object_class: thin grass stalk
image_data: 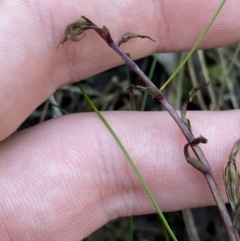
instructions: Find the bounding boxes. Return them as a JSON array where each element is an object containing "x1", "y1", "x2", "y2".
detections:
[
  {"x1": 141, "y1": 54, "x2": 158, "y2": 111},
  {"x1": 78, "y1": 83, "x2": 178, "y2": 241},
  {"x1": 160, "y1": 0, "x2": 226, "y2": 90}
]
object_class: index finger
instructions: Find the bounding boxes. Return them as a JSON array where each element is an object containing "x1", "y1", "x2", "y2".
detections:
[{"x1": 0, "y1": 0, "x2": 239, "y2": 140}]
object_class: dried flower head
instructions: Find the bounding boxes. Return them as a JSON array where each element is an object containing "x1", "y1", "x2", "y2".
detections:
[
  {"x1": 57, "y1": 17, "x2": 88, "y2": 48},
  {"x1": 223, "y1": 159, "x2": 240, "y2": 212},
  {"x1": 223, "y1": 139, "x2": 240, "y2": 214}
]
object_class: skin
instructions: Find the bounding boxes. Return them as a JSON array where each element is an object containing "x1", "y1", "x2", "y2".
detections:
[{"x1": 0, "y1": 0, "x2": 240, "y2": 240}]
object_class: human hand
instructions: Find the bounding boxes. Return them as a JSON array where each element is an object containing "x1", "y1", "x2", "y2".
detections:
[{"x1": 0, "y1": 0, "x2": 240, "y2": 240}]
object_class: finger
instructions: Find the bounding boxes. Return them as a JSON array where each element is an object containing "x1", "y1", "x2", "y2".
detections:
[
  {"x1": 0, "y1": 110, "x2": 239, "y2": 240},
  {"x1": 1, "y1": 0, "x2": 240, "y2": 140}
]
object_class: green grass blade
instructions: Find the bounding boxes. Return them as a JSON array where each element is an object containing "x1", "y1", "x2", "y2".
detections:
[
  {"x1": 129, "y1": 216, "x2": 134, "y2": 241},
  {"x1": 48, "y1": 101, "x2": 69, "y2": 115},
  {"x1": 78, "y1": 82, "x2": 178, "y2": 241},
  {"x1": 160, "y1": 0, "x2": 226, "y2": 90},
  {"x1": 125, "y1": 62, "x2": 137, "y2": 110},
  {"x1": 141, "y1": 54, "x2": 158, "y2": 111}
]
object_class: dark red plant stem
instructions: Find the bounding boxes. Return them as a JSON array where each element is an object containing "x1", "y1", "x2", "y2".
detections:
[
  {"x1": 80, "y1": 16, "x2": 239, "y2": 240},
  {"x1": 108, "y1": 42, "x2": 239, "y2": 241}
]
